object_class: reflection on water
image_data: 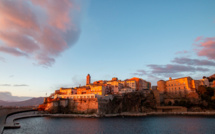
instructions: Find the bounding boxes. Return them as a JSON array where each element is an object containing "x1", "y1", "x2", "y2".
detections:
[{"x1": 4, "y1": 116, "x2": 215, "y2": 134}]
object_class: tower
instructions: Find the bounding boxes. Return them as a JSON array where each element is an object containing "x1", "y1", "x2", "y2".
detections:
[{"x1": 86, "y1": 74, "x2": 91, "y2": 85}]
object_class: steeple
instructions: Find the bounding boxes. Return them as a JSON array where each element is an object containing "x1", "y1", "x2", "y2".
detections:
[{"x1": 86, "y1": 74, "x2": 91, "y2": 85}]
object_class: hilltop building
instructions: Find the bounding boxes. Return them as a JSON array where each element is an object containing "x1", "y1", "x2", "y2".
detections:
[
  {"x1": 47, "y1": 74, "x2": 151, "y2": 101},
  {"x1": 39, "y1": 74, "x2": 151, "y2": 111},
  {"x1": 157, "y1": 76, "x2": 213, "y2": 96}
]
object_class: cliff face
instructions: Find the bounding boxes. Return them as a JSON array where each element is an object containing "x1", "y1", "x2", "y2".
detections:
[
  {"x1": 46, "y1": 98, "x2": 98, "y2": 114},
  {"x1": 44, "y1": 91, "x2": 157, "y2": 114},
  {"x1": 98, "y1": 92, "x2": 157, "y2": 114}
]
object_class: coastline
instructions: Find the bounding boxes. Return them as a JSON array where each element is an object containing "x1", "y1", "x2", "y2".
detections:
[
  {"x1": 15, "y1": 112, "x2": 215, "y2": 119},
  {"x1": 2, "y1": 111, "x2": 215, "y2": 133}
]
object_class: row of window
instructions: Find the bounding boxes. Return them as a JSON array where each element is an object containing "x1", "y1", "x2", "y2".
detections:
[
  {"x1": 167, "y1": 89, "x2": 187, "y2": 94},
  {"x1": 168, "y1": 86, "x2": 186, "y2": 90},
  {"x1": 167, "y1": 82, "x2": 186, "y2": 86},
  {"x1": 61, "y1": 96, "x2": 95, "y2": 99}
]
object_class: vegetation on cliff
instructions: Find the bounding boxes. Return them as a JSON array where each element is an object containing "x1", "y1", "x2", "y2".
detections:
[{"x1": 99, "y1": 91, "x2": 157, "y2": 114}]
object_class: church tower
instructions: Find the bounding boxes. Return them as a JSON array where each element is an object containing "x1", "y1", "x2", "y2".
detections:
[{"x1": 86, "y1": 74, "x2": 91, "y2": 85}]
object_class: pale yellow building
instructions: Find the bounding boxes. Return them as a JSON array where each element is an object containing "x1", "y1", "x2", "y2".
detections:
[
  {"x1": 157, "y1": 77, "x2": 196, "y2": 96},
  {"x1": 59, "y1": 88, "x2": 72, "y2": 95},
  {"x1": 90, "y1": 85, "x2": 105, "y2": 96}
]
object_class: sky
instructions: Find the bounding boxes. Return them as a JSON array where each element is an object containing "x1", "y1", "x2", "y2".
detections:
[{"x1": 0, "y1": 0, "x2": 215, "y2": 98}]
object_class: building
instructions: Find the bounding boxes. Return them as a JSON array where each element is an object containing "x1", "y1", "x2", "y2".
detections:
[
  {"x1": 90, "y1": 85, "x2": 105, "y2": 96},
  {"x1": 86, "y1": 74, "x2": 91, "y2": 85},
  {"x1": 127, "y1": 77, "x2": 151, "y2": 90},
  {"x1": 157, "y1": 77, "x2": 195, "y2": 96},
  {"x1": 118, "y1": 87, "x2": 134, "y2": 94},
  {"x1": 77, "y1": 86, "x2": 91, "y2": 94}
]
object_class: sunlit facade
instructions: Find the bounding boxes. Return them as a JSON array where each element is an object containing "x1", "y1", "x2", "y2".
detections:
[{"x1": 157, "y1": 77, "x2": 195, "y2": 95}]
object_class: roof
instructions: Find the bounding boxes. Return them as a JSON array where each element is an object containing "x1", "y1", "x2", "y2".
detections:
[{"x1": 167, "y1": 76, "x2": 192, "y2": 81}]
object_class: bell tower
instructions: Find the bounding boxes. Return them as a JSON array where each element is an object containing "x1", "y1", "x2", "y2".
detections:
[{"x1": 86, "y1": 74, "x2": 91, "y2": 85}]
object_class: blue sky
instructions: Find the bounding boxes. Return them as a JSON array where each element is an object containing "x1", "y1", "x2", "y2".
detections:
[{"x1": 0, "y1": 0, "x2": 215, "y2": 97}]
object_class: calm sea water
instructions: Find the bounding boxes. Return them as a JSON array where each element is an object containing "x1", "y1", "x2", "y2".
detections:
[{"x1": 4, "y1": 116, "x2": 215, "y2": 134}]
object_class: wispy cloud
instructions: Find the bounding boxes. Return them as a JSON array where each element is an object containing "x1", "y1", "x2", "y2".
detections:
[
  {"x1": 172, "y1": 57, "x2": 215, "y2": 66},
  {"x1": 0, "y1": 91, "x2": 32, "y2": 102},
  {"x1": 134, "y1": 36, "x2": 215, "y2": 84},
  {"x1": 9, "y1": 75, "x2": 14, "y2": 78},
  {"x1": 175, "y1": 50, "x2": 189, "y2": 55},
  {"x1": 13, "y1": 84, "x2": 29, "y2": 87},
  {"x1": 0, "y1": 0, "x2": 83, "y2": 66},
  {"x1": 0, "y1": 84, "x2": 11, "y2": 86},
  {"x1": 0, "y1": 56, "x2": 5, "y2": 62},
  {"x1": 0, "y1": 84, "x2": 28, "y2": 87},
  {"x1": 147, "y1": 64, "x2": 208, "y2": 75}
]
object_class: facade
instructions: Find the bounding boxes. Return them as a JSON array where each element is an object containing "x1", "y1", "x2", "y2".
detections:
[
  {"x1": 90, "y1": 85, "x2": 105, "y2": 95},
  {"x1": 125, "y1": 80, "x2": 136, "y2": 90},
  {"x1": 118, "y1": 87, "x2": 134, "y2": 94},
  {"x1": 54, "y1": 94, "x2": 95, "y2": 99},
  {"x1": 128, "y1": 77, "x2": 151, "y2": 90},
  {"x1": 157, "y1": 77, "x2": 195, "y2": 95},
  {"x1": 48, "y1": 74, "x2": 151, "y2": 100},
  {"x1": 77, "y1": 86, "x2": 91, "y2": 94}
]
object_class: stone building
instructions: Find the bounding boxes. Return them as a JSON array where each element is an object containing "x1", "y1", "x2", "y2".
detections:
[{"x1": 157, "y1": 77, "x2": 195, "y2": 96}]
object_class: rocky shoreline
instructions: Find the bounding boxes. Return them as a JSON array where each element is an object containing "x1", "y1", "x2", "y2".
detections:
[{"x1": 39, "y1": 112, "x2": 215, "y2": 118}]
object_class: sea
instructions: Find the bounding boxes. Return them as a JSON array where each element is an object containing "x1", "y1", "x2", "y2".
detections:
[{"x1": 3, "y1": 116, "x2": 215, "y2": 134}]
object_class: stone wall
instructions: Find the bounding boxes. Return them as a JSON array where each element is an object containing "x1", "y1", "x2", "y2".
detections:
[{"x1": 47, "y1": 98, "x2": 98, "y2": 114}]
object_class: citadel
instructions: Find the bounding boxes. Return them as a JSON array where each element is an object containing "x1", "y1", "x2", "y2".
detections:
[{"x1": 39, "y1": 74, "x2": 215, "y2": 114}]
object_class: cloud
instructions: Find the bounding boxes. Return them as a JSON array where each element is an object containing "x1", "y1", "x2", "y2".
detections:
[
  {"x1": 172, "y1": 57, "x2": 215, "y2": 66},
  {"x1": 0, "y1": 56, "x2": 5, "y2": 62},
  {"x1": 134, "y1": 64, "x2": 209, "y2": 79},
  {"x1": 0, "y1": 91, "x2": 32, "y2": 102},
  {"x1": 195, "y1": 36, "x2": 203, "y2": 42},
  {"x1": 0, "y1": 84, "x2": 11, "y2": 86},
  {"x1": 0, "y1": 84, "x2": 28, "y2": 87},
  {"x1": 133, "y1": 70, "x2": 147, "y2": 76},
  {"x1": 13, "y1": 84, "x2": 29, "y2": 87},
  {"x1": 147, "y1": 64, "x2": 208, "y2": 74},
  {"x1": 0, "y1": 0, "x2": 82, "y2": 66},
  {"x1": 0, "y1": 46, "x2": 28, "y2": 57},
  {"x1": 194, "y1": 37, "x2": 215, "y2": 60},
  {"x1": 9, "y1": 75, "x2": 14, "y2": 78},
  {"x1": 175, "y1": 50, "x2": 188, "y2": 55}
]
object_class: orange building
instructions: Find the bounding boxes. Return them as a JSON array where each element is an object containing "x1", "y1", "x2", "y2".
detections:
[
  {"x1": 77, "y1": 86, "x2": 91, "y2": 94},
  {"x1": 86, "y1": 74, "x2": 91, "y2": 85}
]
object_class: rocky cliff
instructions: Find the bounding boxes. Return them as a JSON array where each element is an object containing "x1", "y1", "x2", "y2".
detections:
[
  {"x1": 43, "y1": 91, "x2": 157, "y2": 114},
  {"x1": 98, "y1": 91, "x2": 157, "y2": 114},
  {"x1": 46, "y1": 98, "x2": 98, "y2": 114}
]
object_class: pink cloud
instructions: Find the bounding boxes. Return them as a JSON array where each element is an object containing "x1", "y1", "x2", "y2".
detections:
[
  {"x1": 195, "y1": 37, "x2": 215, "y2": 60},
  {"x1": 0, "y1": 0, "x2": 82, "y2": 66},
  {"x1": 195, "y1": 36, "x2": 203, "y2": 42},
  {"x1": 0, "y1": 46, "x2": 28, "y2": 57}
]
